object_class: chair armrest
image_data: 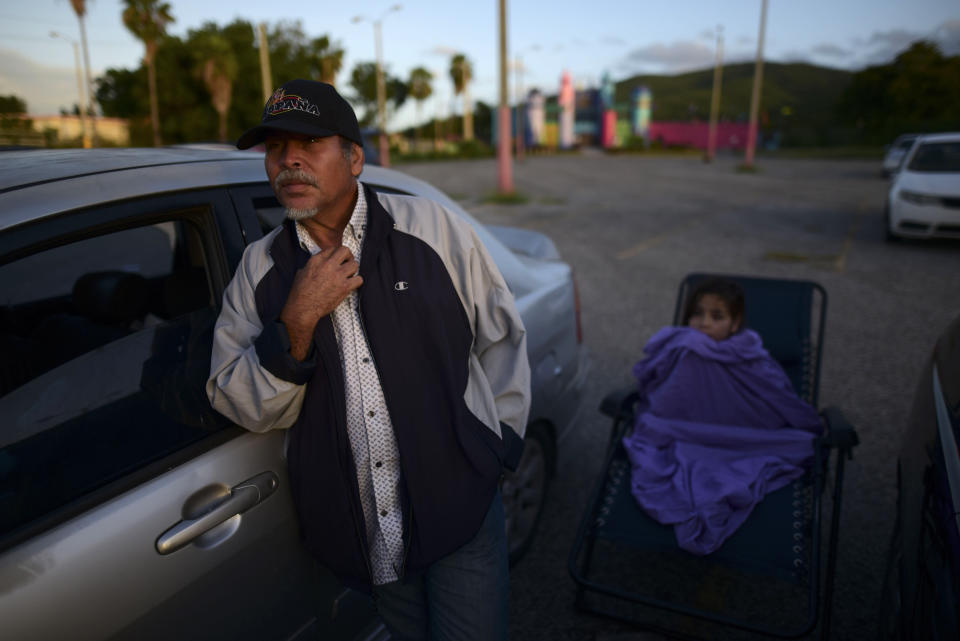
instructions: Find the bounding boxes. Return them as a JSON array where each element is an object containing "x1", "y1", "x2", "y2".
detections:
[
  {"x1": 819, "y1": 406, "x2": 860, "y2": 457},
  {"x1": 599, "y1": 386, "x2": 639, "y2": 421}
]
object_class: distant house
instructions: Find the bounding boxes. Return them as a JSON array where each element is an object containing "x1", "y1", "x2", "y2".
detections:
[{"x1": 1, "y1": 114, "x2": 130, "y2": 147}]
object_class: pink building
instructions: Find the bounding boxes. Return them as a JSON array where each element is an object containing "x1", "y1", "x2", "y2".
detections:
[{"x1": 647, "y1": 121, "x2": 749, "y2": 151}]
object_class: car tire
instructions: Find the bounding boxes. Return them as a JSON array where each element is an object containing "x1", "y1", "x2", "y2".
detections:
[{"x1": 502, "y1": 423, "x2": 553, "y2": 565}]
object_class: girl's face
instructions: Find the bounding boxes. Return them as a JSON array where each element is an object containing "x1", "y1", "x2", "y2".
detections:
[{"x1": 688, "y1": 294, "x2": 741, "y2": 341}]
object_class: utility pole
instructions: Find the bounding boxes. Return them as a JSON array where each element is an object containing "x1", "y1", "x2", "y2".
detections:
[
  {"x1": 354, "y1": 5, "x2": 402, "y2": 167},
  {"x1": 258, "y1": 23, "x2": 273, "y2": 102},
  {"x1": 515, "y1": 54, "x2": 524, "y2": 161},
  {"x1": 744, "y1": 0, "x2": 768, "y2": 169},
  {"x1": 374, "y1": 19, "x2": 390, "y2": 167},
  {"x1": 497, "y1": 0, "x2": 513, "y2": 193},
  {"x1": 71, "y1": 7, "x2": 97, "y2": 146},
  {"x1": 51, "y1": 31, "x2": 91, "y2": 148},
  {"x1": 706, "y1": 25, "x2": 724, "y2": 163}
]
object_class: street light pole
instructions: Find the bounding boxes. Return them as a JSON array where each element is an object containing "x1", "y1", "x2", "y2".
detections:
[
  {"x1": 373, "y1": 19, "x2": 389, "y2": 167},
  {"x1": 515, "y1": 54, "x2": 523, "y2": 161},
  {"x1": 51, "y1": 31, "x2": 91, "y2": 148},
  {"x1": 257, "y1": 23, "x2": 273, "y2": 103},
  {"x1": 706, "y1": 25, "x2": 724, "y2": 163},
  {"x1": 497, "y1": 0, "x2": 513, "y2": 193},
  {"x1": 744, "y1": 0, "x2": 768, "y2": 169},
  {"x1": 354, "y1": 5, "x2": 402, "y2": 168},
  {"x1": 71, "y1": 7, "x2": 97, "y2": 146}
]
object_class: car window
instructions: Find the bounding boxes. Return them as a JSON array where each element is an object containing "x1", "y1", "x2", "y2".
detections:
[
  {"x1": 907, "y1": 142, "x2": 960, "y2": 172},
  {"x1": 252, "y1": 194, "x2": 286, "y2": 235},
  {"x1": 0, "y1": 214, "x2": 232, "y2": 545},
  {"x1": 896, "y1": 138, "x2": 916, "y2": 152}
]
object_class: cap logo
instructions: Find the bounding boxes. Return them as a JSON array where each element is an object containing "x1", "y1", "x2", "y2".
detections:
[{"x1": 263, "y1": 87, "x2": 321, "y2": 119}]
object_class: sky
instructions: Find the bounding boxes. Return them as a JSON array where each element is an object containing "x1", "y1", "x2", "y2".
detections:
[{"x1": 2, "y1": 0, "x2": 959, "y2": 131}]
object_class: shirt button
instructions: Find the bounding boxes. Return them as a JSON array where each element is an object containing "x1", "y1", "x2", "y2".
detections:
[
  {"x1": 362, "y1": 357, "x2": 370, "y2": 363},
  {"x1": 375, "y1": 461, "x2": 383, "y2": 468},
  {"x1": 380, "y1": 510, "x2": 387, "y2": 517},
  {"x1": 367, "y1": 410, "x2": 375, "y2": 417}
]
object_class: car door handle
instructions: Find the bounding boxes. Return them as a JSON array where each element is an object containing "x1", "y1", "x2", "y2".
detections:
[{"x1": 156, "y1": 472, "x2": 279, "y2": 555}]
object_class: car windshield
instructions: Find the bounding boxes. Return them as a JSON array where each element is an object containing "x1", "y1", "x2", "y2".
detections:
[
  {"x1": 907, "y1": 142, "x2": 960, "y2": 172},
  {"x1": 895, "y1": 138, "x2": 916, "y2": 152}
]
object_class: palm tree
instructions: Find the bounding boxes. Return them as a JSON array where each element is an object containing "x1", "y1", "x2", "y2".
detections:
[
  {"x1": 68, "y1": 0, "x2": 96, "y2": 146},
  {"x1": 449, "y1": 53, "x2": 474, "y2": 141},
  {"x1": 122, "y1": 0, "x2": 174, "y2": 147},
  {"x1": 310, "y1": 36, "x2": 345, "y2": 85},
  {"x1": 408, "y1": 67, "x2": 433, "y2": 143},
  {"x1": 194, "y1": 33, "x2": 237, "y2": 143}
]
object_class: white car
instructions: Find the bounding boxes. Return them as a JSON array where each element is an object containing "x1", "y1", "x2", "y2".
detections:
[
  {"x1": 0, "y1": 147, "x2": 587, "y2": 641},
  {"x1": 886, "y1": 132, "x2": 960, "y2": 240},
  {"x1": 881, "y1": 133, "x2": 920, "y2": 178}
]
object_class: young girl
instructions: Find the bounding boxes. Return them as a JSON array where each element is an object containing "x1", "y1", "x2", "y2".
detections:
[
  {"x1": 623, "y1": 277, "x2": 822, "y2": 555},
  {"x1": 683, "y1": 277, "x2": 744, "y2": 342}
]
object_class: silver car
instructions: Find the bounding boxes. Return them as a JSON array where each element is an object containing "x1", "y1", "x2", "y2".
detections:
[
  {"x1": 885, "y1": 132, "x2": 960, "y2": 240},
  {"x1": 881, "y1": 133, "x2": 920, "y2": 178},
  {"x1": 0, "y1": 148, "x2": 587, "y2": 641}
]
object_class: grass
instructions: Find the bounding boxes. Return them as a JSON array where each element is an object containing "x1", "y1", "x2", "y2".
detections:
[
  {"x1": 538, "y1": 195, "x2": 566, "y2": 205},
  {"x1": 759, "y1": 146, "x2": 885, "y2": 160},
  {"x1": 482, "y1": 191, "x2": 530, "y2": 205}
]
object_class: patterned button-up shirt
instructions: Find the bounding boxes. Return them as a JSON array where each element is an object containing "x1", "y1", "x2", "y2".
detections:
[{"x1": 295, "y1": 184, "x2": 404, "y2": 585}]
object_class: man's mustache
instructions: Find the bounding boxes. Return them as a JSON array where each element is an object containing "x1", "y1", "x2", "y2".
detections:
[{"x1": 274, "y1": 169, "x2": 319, "y2": 189}]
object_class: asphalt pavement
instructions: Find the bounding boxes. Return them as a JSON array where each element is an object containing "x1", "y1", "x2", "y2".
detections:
[{"x1": 397, "y1": 151, "x2": 960, "y2": 641}]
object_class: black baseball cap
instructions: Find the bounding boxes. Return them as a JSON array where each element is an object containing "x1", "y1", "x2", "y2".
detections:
[{"x1": 236, "y1": 79, "x2": 362, "y2": 149}]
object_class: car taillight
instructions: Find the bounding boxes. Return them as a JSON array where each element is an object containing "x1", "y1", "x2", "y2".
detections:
[{"x1": 573, "y1": 272, "x2": 583, "y2": 344}]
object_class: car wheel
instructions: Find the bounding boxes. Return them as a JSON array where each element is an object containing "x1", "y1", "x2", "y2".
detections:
[{"x1": 502, "y1": 424, "x2": 553, "y2": 564}]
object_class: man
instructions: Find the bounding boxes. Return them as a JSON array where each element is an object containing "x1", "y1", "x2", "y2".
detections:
[{"x1": 206, "y1": 79, "x2": 530, "y2": 641}]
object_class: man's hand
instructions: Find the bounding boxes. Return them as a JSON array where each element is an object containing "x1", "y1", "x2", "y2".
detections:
[{"x1": 280, "y1": 246, "x2": 362, "y2": 360}]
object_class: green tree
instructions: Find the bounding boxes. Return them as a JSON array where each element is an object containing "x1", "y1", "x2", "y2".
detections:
[
  {"x1": 95, "y1": 19, "x2": 346, "y2": 145},
  {"x1": 267, "y1": 21, "x2": 345, "y2": 86},
  {"x1": 122, "y1": 0, "x2": 174, "y2": 147},
  {"x1": 449, "y1": 53, "x2": 474, "y2": 140},
  {"x1": 191, "y1": 26, "x2": 238, "y2": 142},
  {"x1": 0, "y1": 94, "x2": 31, "y2": 135},
  {"x1": 408, "y1": 67, "x2": 433, "y2": 141},
  {"x1": 349, "y1": 62, "x2": 408, "y2": 128},
  {"x1": 0, "y1": 95, "x2": 27, "y2": 114},
  {"x1": 838, "y1": 41, "x2": 960, "y2": 143}
]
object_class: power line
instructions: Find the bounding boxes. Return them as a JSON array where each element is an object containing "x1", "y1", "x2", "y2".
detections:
[{"x1": 0, "y1": 13, "x2": 74, "y2": 28}]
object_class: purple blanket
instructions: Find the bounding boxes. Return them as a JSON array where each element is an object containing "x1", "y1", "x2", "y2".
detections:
[{"x1": 622, "y1": 326, "x2": 822, "y2": 555}]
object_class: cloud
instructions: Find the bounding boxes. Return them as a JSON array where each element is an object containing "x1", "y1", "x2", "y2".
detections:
[
  {"x1": 780, "y1": 50, "x2": 813, "y2": 64},
  {"x1": 811, "y1": 43, "x2": 853, "y2": 58},
  {"x1": 933, "y1": 19, "x2": 960, "y2": 54},
  {"x1": 599, "y1": 35, "x2": 626, "y2": 47},
  {"x1": 426, "y1": 45, "x2": 459, "y2": 57},
  {"x1": 618, "y1": 40, "x2": 715, "y2": 73},
  {"x1": 856, "y1": 20, "x2": 960, "y2": 66},
  {"x1": 865, "y1": 28, "x2": 918, "y2": 56},
  {"x1": 0, "y1": 48, "x2": 81, "y2": 115}
]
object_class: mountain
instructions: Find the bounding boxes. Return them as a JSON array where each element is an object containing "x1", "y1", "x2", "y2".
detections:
[{"x1": 613, "y1": 62, "x2": 855, "y2": 146}]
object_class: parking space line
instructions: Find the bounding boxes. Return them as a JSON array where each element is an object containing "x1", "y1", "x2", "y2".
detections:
[
  {"x1": 833, "y1": 200, "x2": 869, "y2": 273},
  {"x1": 617, "y1": 217, "x2": 705, "y2": 260}
]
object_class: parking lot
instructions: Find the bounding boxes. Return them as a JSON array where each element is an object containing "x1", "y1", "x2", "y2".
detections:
[{"x1": 398, "y1": 152, "x2": 960, "y2": 640}]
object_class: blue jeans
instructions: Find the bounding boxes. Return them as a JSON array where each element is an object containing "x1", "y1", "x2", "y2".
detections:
[{"x1": 372, "y1": 491, "x2": 509, "y2": 641}]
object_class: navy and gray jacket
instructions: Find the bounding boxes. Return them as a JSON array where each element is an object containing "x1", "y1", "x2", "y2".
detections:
[{"x1": 207, "y1": 184, "x2": 530, "y2": 589}]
